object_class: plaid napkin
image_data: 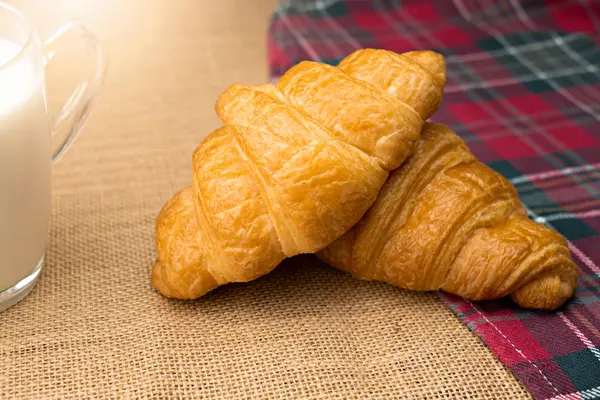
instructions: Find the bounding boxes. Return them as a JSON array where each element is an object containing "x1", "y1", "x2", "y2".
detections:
[{"x1": 268, "y1": 1, "x2": 600, "y2": 399}]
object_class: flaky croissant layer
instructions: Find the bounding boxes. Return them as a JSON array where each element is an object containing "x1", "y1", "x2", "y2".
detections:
[
  {"x1": 318, "y1": 123, "x2": 578, "y2": 310},
  {"x1": 153, "y1": 49, "x2": 446, "y2": 299}
]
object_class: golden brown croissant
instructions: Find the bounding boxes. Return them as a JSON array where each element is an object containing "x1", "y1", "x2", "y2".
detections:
[
  {"x1": 152, "y1": 49, "x2": 446, "y2": 299},
  {"x1": 318, "y1": 123, "x2": 578, "y2": 310}
]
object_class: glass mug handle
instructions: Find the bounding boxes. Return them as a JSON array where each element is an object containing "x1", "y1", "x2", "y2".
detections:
[{"x1": 42, "y1": 21, "x2": 107, "y2": 163}]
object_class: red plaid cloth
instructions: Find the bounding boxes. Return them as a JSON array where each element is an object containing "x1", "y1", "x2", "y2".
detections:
[{"x1": 268, "y1": 1, "x2": 600, "y2": 399}]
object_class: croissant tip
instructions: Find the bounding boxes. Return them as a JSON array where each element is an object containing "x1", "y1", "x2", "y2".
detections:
[
  {"x1": 510, "y1": 273, "x2": 577, "y2": 311},
  {"x1": 152, "y1": 262, "x2": 174, "y2": 298},
  {"x1": 403, "y1": 50, "x2": 446, "y2": 83}
]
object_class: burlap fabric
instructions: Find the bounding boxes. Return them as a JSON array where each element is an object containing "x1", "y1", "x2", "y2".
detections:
[{"x1": 0, "y1": 0, "x2": 529, "y2": 398}]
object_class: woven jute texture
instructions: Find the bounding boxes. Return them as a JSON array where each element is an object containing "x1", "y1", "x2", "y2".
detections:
[{"x1": 0, "y1": 0, "x2": 530, "y2": 398}]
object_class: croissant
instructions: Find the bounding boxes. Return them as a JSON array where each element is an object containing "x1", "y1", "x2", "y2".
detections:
[
  {"x1": 318, "y1": 123, "x2": 578, "y2": 310},
  {"x1": 152, "y1": 49, "x2": 446, "y2": 299}
]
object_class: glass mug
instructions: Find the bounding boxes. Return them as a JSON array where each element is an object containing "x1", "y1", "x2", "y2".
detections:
[{"x1": 0, "y1": 3, "x2": 106, "y2": 311}]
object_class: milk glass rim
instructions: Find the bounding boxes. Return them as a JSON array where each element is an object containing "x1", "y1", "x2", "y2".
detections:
[{"x1": 0, "y1": 2, "x2": 36, "y2": 71}]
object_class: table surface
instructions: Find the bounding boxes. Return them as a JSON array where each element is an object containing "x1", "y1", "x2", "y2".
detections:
[{"x1": 1, "y1": 1, "x2": 530, "y2": 398}]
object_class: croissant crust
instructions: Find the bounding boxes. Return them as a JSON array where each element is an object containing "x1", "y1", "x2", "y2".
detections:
[
  {"x1": 318, "y1": 123, "x2": 578, "y2": 310},
  {"x1": 153, "y1": 50, "x2": 446, "y2": 299}
]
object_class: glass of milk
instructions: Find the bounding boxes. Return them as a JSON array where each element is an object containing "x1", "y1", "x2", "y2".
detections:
[{"x1": 0, "y1": 3, "x2": 106, "y2": 311}]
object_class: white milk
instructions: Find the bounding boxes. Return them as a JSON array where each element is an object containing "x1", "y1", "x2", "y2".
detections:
[{"x1": 0, "y1": 39, "x2": 51, "y2": 292}]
